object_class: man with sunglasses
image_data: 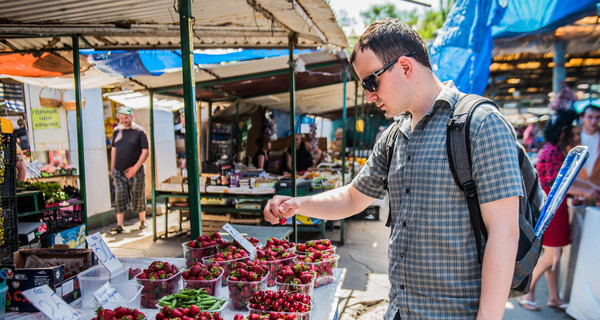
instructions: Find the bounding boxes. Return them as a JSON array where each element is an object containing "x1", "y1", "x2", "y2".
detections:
[{"x1": 264, "y1": 18, "x2": 521, "y2": 319}]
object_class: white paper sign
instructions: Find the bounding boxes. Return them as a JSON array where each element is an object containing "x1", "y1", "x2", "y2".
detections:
[
  {"x1": 22, "y1": 285, "x2": 81, "y2": 320},
  {"x1": 94, "y1": 283, "x2": 125, "y2": 307},
  {"x1": 85, "y1": 232, "x2": 123, "y2": 274},
  {"x1": 222, "y1": 223, "x2": 257, "y2": 259}
]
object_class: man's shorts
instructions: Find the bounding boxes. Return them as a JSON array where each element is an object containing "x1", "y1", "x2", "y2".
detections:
[{"x1": 113, "y1": 167, "x2": 145, "y2": 213}]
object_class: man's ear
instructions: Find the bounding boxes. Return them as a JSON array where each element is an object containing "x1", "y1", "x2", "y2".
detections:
[{"x1": 399, "y1": 56, "x2": 413, "y2": 77}]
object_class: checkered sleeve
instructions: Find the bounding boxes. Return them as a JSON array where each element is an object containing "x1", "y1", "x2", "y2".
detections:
[
  {"x1": 470, "y1": 105, "x2": 523, "y2": 203},
  {"x1": 351, "y1": 125, "x2": 393, "y2": 199}
]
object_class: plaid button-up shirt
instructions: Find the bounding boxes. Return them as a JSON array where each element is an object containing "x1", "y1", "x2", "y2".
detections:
[{"x1": 352, "y1": 82, "x2": 523, "y2": 319}]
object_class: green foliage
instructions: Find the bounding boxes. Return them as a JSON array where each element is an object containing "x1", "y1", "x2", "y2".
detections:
[
  {"x1": 22, "y1": 181, "x2": 69, "y2": 204},
  {"x1": 358, "y1": 0, "x2": 456, "y2": 40}
]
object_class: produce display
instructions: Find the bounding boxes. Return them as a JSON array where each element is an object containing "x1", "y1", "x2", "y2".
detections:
[
  {"x1": 129, "y1": 266, "x2": 143, "y2": 280},
  {"x1": 234, "y1": 313, "x2": 301, "y2": 320},
  {"x1": 275, "y1": 264, "x2": 316, "y2": 296},
  {"x1": 157, "y1": 288, "x2": 226, "y2": 311},
  {"x1": 217, "y1": 236, "x2": 261, "y2": 251},
  {"x1": 295, "y1": 239, "x2": 335, "y2": 255},
  {"x1": 227, "y1": 261, "x2": 269, "y2": 310},
  {"x1": 203, "y1": 250, "x2": 251, "y2": 286},
  {"x1": 255, "y1": 246, "x2": 296, "y2": 287},
  {"x1": 295, "y1": 252, "x2": 339, "y2": 287},
  {"x1": 246, "y1": 290, "x2": 312, "y2": 320},
  {"x1": 136, "y1": 261, "x2": 182, "y2": 308},
  {"x1": 92, "y1": 307, "x2": 146, "y2": 320},
  {"x1": 183, "y1": 232, "x2": 221, "y2": 267},
  {"x1": 156, "y1": 306, "x2": 223, "y2": 320},
  {"x1": 182, "y1": 262, "x2": 224, "y2": 295}
]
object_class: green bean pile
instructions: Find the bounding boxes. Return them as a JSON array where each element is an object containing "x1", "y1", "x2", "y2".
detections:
[{"x1": 157, "y1": 288, "x2": 227, "y2": 310}]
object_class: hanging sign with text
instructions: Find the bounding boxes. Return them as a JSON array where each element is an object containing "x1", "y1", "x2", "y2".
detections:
[{"x1": 32, "y1": 108, "x2": 60, "y2": 130}]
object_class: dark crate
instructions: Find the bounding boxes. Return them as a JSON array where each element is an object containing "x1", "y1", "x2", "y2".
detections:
[
  {"x1": 0, "y1": 133, "x2": 16, "y2": 167},
  {"x1": 1, "y1": 163, "x2": 16, "y2": 198},
  {"x1": 1, "y1": 196, "x2": 17, "y2": 230},
  {"x1": 0, "y1": 226, "x2": 18, "y2": 264},
  {"x1": 44, "y1": 207, "x2": 84, "y2": 235}
]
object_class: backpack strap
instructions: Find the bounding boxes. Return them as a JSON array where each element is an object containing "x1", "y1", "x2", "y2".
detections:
[
  {"x1": 384, "y1": 122, "x2": 400, "y2": 227},
  {"x1": 446, "y1": 93, "x2": 498, "y2": 264}
]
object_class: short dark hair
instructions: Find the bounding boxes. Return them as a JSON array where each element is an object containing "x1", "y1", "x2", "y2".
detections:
[
  {"x1": 349, "y1": 18, "x2": 431, "y2": 70},
  {"x1": 582, "y1": 104, "x2": 600, "y2": 117},
  {"x1": 544, "y1": 109, "x2": 579, "y2": 147}
]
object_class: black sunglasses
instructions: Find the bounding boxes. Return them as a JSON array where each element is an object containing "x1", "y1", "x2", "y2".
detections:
[{"x1": 360, "y1": 52, "x2": 416, "y2": 92}]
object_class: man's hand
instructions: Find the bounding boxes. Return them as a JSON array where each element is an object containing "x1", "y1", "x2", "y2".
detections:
[
  {"x1": 264, "y1": 195, "x2": 302, "y2": 224},
  {"x1": 125, "y1": 166, "x2": 139, "y2": 179}
]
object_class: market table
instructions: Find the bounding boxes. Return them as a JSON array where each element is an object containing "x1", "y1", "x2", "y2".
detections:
[{"x1": 5, "y1": 257, "x2": 346, "y2": 320}]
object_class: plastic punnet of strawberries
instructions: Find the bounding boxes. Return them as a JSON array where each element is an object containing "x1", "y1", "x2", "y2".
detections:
[
  {"x1": 182, "y1": 262, "x2": 224, "y2": 295},
  {"x1": 156, "y1": 305, "x2": 223, "y2": 320},
  {"x1": 255, "y1": 248, "x2": 296, "y2": 287},
  {"x1": 183, "y1": 232, "x2": 221, "y2": 267},
  {"x1": 294, "y1": 251, "x2": 338, "y2": 288},
  {"x1": 234, "y1": 313, "x2": 300, "y2": 320},
  {"x1": 203, "y1": 249, "x2": 251, "y2": 286},
  {"x1": 227, "y1": 260, "x2": 269, "y2": 310},
  {"x1": 217, "y1": 236, "x2": 261, "y2": 251},
  {"x1": 295, "y1": 239, "x2": 335, "y2": 255},
  {"x1": 246, "y1": 290, "x2": 312, "y2": 320},
  {"x1": 264, "y1": 237, "x2": 295, "y2": 251},
  {"x1": 135, "y1": 260, "x2": 182, "y2": 308},
  {"x1": 275, "y1": 263, "x2": 316, "y2": 296},
  {"x1": 128, "y1": 266, "x2": 142, "y2": 280},
  {"x1": 92, "y1": 307, "x2": 145, "y2": 320}
]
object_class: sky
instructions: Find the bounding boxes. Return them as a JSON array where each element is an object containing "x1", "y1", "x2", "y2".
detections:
[{"x1": 327, "y1": 0, "x2": 437, "y2": 36}]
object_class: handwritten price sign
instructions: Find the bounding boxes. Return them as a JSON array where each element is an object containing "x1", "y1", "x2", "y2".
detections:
[
  {"x1": 94, "y1": 283, "x2": 125, "y2": 307},
  {"x1": 22, "y1": 285, "x2": 81, "y2": 320},
  {"x1": 85, "y1": 232, "x2": 123, "y2": 274},
  {"x1": 222, "y1": 223, "x2": 257, "y2": 259}
]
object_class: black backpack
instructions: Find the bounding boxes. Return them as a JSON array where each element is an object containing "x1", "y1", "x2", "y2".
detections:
[{"x1": 383, "y1": 93, "x2": 544, "y2": 298}]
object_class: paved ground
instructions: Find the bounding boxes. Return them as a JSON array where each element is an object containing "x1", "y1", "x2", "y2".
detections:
[{"x1": 93, "y1": 211, "x2": 574, "y2": 319}]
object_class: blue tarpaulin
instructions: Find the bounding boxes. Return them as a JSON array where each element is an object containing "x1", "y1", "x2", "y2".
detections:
[
  {"x1": 430, "y1": 0, "x2": 598, "y2": 95},
  {"x1": 83, "y1": 49, "x2": 315, "y2": 77}
]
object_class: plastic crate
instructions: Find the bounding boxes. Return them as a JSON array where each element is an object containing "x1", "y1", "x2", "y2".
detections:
[
  {"x1": 0, "y1": 226, "x2": 18, "y2": 264},
  {"x1": 0, "y1": 164, "x2": 16, "y2": 198},
  {"x1": 0, "y1": 133, "x2": 16, "y2": 167},
  {"x1": 43, "y1": 207, "x2": 84, "y2": 235},
  {"x1": 1, "y1": 196, "x2": 17, "y2": 230}
]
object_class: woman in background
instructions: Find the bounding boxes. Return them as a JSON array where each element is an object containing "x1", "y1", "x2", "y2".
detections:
[
  {"x1": 520, "y1": 109, "x2": 592, "y2": 311},
  {"x1": 252, "y1": 135, "x2": 271, "y2": 170}
]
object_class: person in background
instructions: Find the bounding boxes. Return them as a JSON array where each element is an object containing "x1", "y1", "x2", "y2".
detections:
[
  {"x1": 574, "y1": 104, "x2": 600, "y2": 194},
  {"x1": 285, "y1": 133, "x2": 314, "y2": 173},
  {"x1": 16, "y1": 143, "x2": 26, "y2": 181},
  {"x1": 520, "y1": 109, "x2": 592, "y2": 311},
  {"x1": 110, "y1": 106, "x2": 149, "y2": 233},
  {"x1": 15, "y1": 118, "x2": 29, "y2": 151},
  {"x1": 266, "y1": 18, "x2": 522, "y2": 319},
  {"x1": 252, "y1": 135, "x2": 271, "y2": 170}
]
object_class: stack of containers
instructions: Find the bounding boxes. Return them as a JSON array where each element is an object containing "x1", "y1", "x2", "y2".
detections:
[{"x1": 0, "y1": 131, "x2": 17, "y2": 264}]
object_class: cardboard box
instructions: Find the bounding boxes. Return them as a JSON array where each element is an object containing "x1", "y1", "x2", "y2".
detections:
[
  {"x1": 1, "y1": 264, "x2": 65, "y2": 312},
  {"x1": 14, "y1": 246, "x2": 95, "y2": 280},
  {"x1": 2, "y1": 246, "x2": 95, "y2": 312},
  {"x1": 48, "y1": 223, "x2": 86, "y2": 248},
  {"x1": 159, "y1": 176, "x2": 184, "y2": 192}
]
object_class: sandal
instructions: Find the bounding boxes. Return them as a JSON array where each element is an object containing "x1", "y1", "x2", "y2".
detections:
[
  {"x1": 518, "y1": 299, "x2": 541, "y2": 311},
  {"x1": 111, "y1": 225, "x2": 124, "y2": 233},
  {"x1": 548, "y1": 303, "x2": 568, "y2": 311}
]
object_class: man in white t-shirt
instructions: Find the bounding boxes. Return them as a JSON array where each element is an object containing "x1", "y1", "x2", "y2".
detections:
[{"x1": 579, "y1": 104, "x2": 600, "y2": 185}]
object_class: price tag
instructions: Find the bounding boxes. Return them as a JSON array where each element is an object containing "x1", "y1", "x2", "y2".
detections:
[
  {"x1": 222, "y1": 223, "x2": 257, "y2": 259},
  {"x1": 22, "y1": 285, "x2": 81, "y2": 320},
  {"x1": 94, "y1": 283, "x2": 125, "y2": 307},
  {"x1": 85, "y1": 232, "x2": 123, "y2": 274}
]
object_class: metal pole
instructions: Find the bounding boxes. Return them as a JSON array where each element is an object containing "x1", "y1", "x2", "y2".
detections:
[
  {"x1": 289, "y1": 33, "x2": 297, "y2": 242},
  {"x1": 179, "y1": 0, "x2": 202, "y2": 238},
  {"x1": 150, "y1": 91, "x2": 157, "y2": 241},
  {"x1": 553, "y1": 40, "x2": 566, "y2": 95},
  {"x1": 72, "y1": 36, "x2": 88, "y2": 235},
  {"x1": 352, "y1": 80, "x2": 358, "y2": 180},
  {"x1": 341, "y1": 67, "x2": 347, "y2": 186}
]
